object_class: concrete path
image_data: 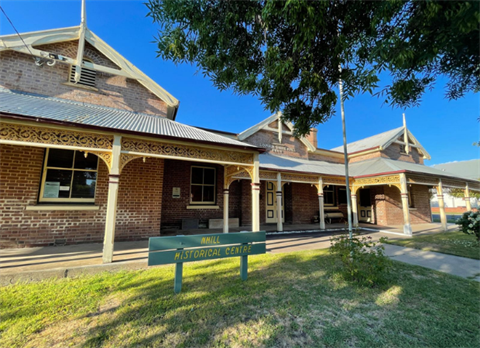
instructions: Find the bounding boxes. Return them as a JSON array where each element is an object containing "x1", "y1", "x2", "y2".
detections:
[
  {"x1": 383, "y1": 244, "x2": 480, "y2": 281},
  {"x1": 2, "y1": 227, "x2": 478, "y2": 284}
]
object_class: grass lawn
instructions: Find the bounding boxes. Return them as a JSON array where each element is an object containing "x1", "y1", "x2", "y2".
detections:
[
  {"x1": 1, "y1": 249, "x2": 479, "y2": 348},
  {"x1": 385, "y1": 231, "x2": 480, "y2": 260}
]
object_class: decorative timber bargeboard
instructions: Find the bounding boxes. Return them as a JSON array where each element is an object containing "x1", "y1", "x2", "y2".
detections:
[{"x1": 148, "y1": 231, "x2": 266, "y2": 294}]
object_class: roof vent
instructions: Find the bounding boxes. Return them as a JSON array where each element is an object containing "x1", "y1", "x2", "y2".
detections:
[{"x1": 69, "y1": 58, "x2": 96, "y2": 88}]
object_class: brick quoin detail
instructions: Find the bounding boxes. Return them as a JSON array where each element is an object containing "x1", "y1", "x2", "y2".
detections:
[
  {"x1": 0, "y1": 144, "x2": 164, "y2": 248},
  {"x1": 0, "y1": 41, "x2": 168, "y2": 116}
]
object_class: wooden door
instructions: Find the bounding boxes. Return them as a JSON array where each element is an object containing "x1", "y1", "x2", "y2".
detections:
[{"x1": 265, "y1": 181, "x2": 284, "y2": 223}]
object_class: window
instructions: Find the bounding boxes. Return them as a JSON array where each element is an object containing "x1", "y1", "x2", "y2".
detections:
[
  {"x1": 400, "y1": 144, "x2": 407, "y2": 154},
  {"x1": 338, "y1": 188, "x2": 348, "y2": 205},
  {"x1": 190, "y1": 166, "x2": 216, "y2": 204},
  {"x1": 69, "y1": 58, "x2": 96, "y2": 88},
  {"x1": 324, "y1": 186, "x2": 336, "y2": 206},
  {"x1": 40, "y1": 149, "x2": 98, "y2": 203}
]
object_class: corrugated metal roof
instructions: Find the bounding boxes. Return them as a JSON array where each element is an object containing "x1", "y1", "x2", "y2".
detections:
[
  {"x1": 260, "y1": 153, "x2": 346, "y2": 176},
  {"x1": 431, "y1": 160, "x2": 480, "y2": 180},
  {"x1": 260, "y1": 154, "x2": 477, "y2": 183},
  {"x1": 331, "y1": 127, "x2": 404, "y2": 153},
  {"x1": 350, "y1": 157, "x2": 475, "y2": 182},
  {"x1": 0, "y1": 88, "x2": 257, "y2": 149}
]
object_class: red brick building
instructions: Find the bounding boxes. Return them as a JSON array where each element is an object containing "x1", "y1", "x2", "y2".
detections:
[{"x1": 1, "y1": 12, "x2": 478, "y2": 263}]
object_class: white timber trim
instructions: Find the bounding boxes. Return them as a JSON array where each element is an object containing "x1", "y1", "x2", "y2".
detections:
[
  {"x1": 25, "y1": 205, "x2": 100, "y2": 211},
  {"x1": 186, "y1": 205, "x2": 220, "y2": 210},
  {"x1": 0, "y1": 25, "x2": 180, "y2": 118},
  {"x1": 237, "y1": 112, "x2": 316, "y2": 152}
]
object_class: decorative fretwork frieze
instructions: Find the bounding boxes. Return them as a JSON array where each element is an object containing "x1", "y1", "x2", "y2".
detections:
[
  {"x1": 281, "y1": 173, "x2": 318, "y2": 183},
  {"x1": 406, "y1": 175, "x2": 439, "y2": 187},
  {"x1": 259, "y1": 171, "x2": 278, "y2": 180},
  {"x1": 120, "y1": 153, "x2": 143, "y2": 173},
  {"x1": 352, "y1": 175, "x2": 402, "y2": 194},
  {"x1": 323, "y1": 177, "x2": 346, "y2": 186},
  {"x1": 354, "y1": 175, "x2": 401, "y2": 187},
  {"x1": 441, "y1": 179, "x2": 471, "y2": 190},
  {"x1": 469, "y1": 181, "x2": 480, "y2": 192},
  {"x1": 0, "y1": 123, "x2": 113, "y2": 149},
  {"x1": 121, "y1": 138, "x2": 253, "y2": 165},
  {"x1": 88, "y1": 151, "x2": 113, "y2": 171}
]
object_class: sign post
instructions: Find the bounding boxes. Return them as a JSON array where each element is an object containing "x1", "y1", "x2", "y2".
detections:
[
  {"x1": 148, "y1": 231, "x2": 266, "y2": 293},
  {"x1": 174, "y1": 247, "x2": 183, "y2": 294}
]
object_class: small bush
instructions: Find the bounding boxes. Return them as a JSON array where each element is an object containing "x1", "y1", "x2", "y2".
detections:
[
  {"x1": 329, "y1": 234, "x2": 392, "y2": 287},
  {"x1": 456, "y1": 211, "x2": 480, "y2": 241}
]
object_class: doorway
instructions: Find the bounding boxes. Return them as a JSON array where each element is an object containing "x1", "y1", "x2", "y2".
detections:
[
  {"x1": 358, "y1": 188, "x2": 372, "y2": 222},
  {"x1": 265, "y1": 181, "x2": 284, "y2": 223}
]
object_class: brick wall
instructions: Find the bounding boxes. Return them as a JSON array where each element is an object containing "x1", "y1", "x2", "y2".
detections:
[
  {"x1": 381, "y1": 144, "x2": 424, "y2": 164},
  {"x1": 160, "y1": 159, "x2": 244, "y2": 230},
  {"x1": 0, "y1": 41, "x2": 168, "y2": 116},
  {"x1": 290, "y1": 183, "x2": 318, "y2": 224},
  {"x1": 308, "y1": 152, "x2": 344, "y2": 163},
  {"x1": 0, "y1": 144, "x2": 164, "y2": 247},
  {"x1": 348, "y1": 151, "x2": 382, "y2": 163},
  {"x1": 116, "y1": 157, "x2": 164, "y2": 239},
  {"x1": 371, "y1": 185, "x2": 431, "y2": 226},
  {"x1": 347, "y1": 145, "x2": 424, "y2": 164},
  {"x1": 240, "y1": 179, "x2": 266, "y2": 226},
  {"x1": 244, "y1": 130, "x2": 309, "y2": 158}
]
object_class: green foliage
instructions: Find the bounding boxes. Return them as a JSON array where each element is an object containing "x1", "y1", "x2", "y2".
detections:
[
  {"x1": 447, "y1": 180, "x2": 480, "y2": 199},
  {"x1": 329, "y1": 234, "x2": 392, "y2": 287},
  {"x1": 146, "y1": 0, "x2": 378, "y2": 135},
  {"x1": 456, "y1": 211, "x2": 480, "y2": 241},
  {"x1": 146, "y1": 0, "x2": 479, "y2": 136},
  {"x1": 368, "y1": 1, "x2": 480, "y2": 107}
]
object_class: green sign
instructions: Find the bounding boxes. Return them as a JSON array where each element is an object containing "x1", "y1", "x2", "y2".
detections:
[{"x1": 148, "y1": 231, "x2": 266, "y2": 294}]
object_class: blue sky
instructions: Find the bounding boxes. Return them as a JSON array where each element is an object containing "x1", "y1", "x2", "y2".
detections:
[{"x1": 1, "y1": 0, "x2": 478, "y2": 165}]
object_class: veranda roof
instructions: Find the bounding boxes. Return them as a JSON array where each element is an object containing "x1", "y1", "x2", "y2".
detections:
[
  {"x1": 431, "y1": 159, "x2": 480, "y2": 181},
  {"x1": 259, "y1": 153, "x2": 346, "y2": 177},
  {"x1": 260, "y1": 153, "x2": 478, "y2": 185},
  {"x1": 0, "y1": 88, "x2": 258, "y2": 149},
  {"x1": 350, "y1": 157, "x2": 475, "y2": 182}
]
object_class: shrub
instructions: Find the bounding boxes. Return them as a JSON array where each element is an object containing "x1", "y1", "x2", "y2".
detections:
[
  {"x1": 329, "y1": 234, "x2": 392, "y2": 287},
  {"x1": 456, "y1": 211, "x2": 480, "y2": 241}
]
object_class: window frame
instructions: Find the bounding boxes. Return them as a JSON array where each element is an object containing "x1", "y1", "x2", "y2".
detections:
[
  {"x1": 39, "y1": 148, "x2": 99, "y2": 203},
  {"x1": 324, "y1": 185, "x2": 336, "y2": 206},
  {"x1": 190, "y1": 166, "x2": 216, "y2": 205},
  {"x1": 338, "y1": 187, "x2": 348, "y2": 205}
]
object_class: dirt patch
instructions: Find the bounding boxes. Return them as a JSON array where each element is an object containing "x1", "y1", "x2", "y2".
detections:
[{"x1": 24, "y1": 294, "x2": 124, "y2": 348}]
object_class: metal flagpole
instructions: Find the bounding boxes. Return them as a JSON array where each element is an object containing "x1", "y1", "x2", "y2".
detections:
[{"x1": 338, "y1": 66, "x2": 353, "y2": 240}]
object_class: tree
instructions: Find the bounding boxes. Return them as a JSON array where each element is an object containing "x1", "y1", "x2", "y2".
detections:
[
  {"x1": 146, "y1": 0, "x2": 479, "y2": 136},
  {"x1": 448, "y1": 183, "x2": 480, "y2": 200}
]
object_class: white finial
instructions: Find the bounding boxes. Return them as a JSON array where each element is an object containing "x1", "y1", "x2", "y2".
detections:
[
  {"x1": 74, "y1": 0, "x2": 87, "y2": 83},
  {"x1": 81, "y1": 0, "x2": 87, "y2": 27},
  {"x1": 403, "y1": 113, "x2": 409, "y2": 154}
]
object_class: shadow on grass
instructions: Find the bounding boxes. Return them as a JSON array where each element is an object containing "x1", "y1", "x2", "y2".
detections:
[{"x1": 2, "y1": 250, "x2": 479, "y2": 348}]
